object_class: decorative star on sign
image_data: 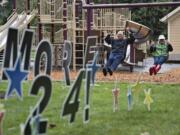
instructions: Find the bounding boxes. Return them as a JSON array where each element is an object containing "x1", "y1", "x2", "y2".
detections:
[
  {"x1": 4, "y1": 57, "x2": 29, "y2": 100},
  {"x1": 86, "y1": 51, "x2": 101, "y2": 85},
  {"x1": 127, "y1": 86, "x2": 133, "y2": 111},
  {"x1": 144, "y1": 89, "x2": 153, "y2": 111}
]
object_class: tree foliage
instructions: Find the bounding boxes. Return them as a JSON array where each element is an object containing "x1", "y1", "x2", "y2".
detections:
[
  {"x1": 0, "y1": 0, "x2": 31, "y2": 25},
  {"x1": 94, "y1": 0, "x2": 175, "y2": 39},
  {"x1": 130, "y1": 0, "x2": 173, "y2": 40},
  {"x1": 0, "y1": 0, "x2": 13, "y2": 24}
]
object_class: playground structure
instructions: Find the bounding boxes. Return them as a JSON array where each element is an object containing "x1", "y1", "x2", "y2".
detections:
[
  {"x1": 37, "y1": 0, "x2": 180, "y2": 71},
  {"x1": 38, "y1": 0, "x2": 131, "y2": 70},
  {"x1": 0, "y1": 0, "x2": 131, "y2": 70},
  {"x1": 1, "y1": 0, "x2": 180, "y2": 70}
]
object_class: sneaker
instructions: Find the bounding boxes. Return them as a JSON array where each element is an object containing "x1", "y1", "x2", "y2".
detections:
[
  {"x1": 154, "y1": 65, "x2": 161, "y2": 75},
  {"x1": 149, "y1": 67, "x2": 154, "y2": 76},
  {"x1": 103, "y1": 68, "x2": 107, "y2": 76},
  {"x1": 107, "y1": 68, "x2": 113, "y2": 76}
]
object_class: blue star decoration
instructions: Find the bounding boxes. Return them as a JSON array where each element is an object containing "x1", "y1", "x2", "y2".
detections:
[
  {"x1": 4, "y1": 57, "x2": 29, "y2": 100},
  {"x1": 86, "y1": 51, "x2": 101, "y2": 85}
]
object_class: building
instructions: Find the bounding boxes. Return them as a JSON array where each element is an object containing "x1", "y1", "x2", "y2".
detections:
[{"x1": 160, "y1": 7, "x2": 180, "y2": 61}]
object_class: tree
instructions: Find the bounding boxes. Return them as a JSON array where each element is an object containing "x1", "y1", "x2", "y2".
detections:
[{"x1": 94, "y1": 0, "x2": 174, "y2": 39}]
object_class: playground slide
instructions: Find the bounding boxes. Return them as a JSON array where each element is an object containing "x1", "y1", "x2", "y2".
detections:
[{"x1": 0, "y1": 10, "x2": 36, "y2": 51}]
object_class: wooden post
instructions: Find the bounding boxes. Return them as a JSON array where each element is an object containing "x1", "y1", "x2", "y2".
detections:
[
  {"x1": 0, "y1": 111, "x2": 5, "y2": 135},
  {"x1": 51, "y1": 0, "x2": 55, "y2": 43},
  {"x1": 51, "y1": 24, "x2": 55, "y2": 43},
  {"x1": 13, "y1": 0, "x2": 16, "y2": 12},
  {"x1": 72, "y1": 1, "x2": 76, "y2": 70},
  {"x1": 87, "y1": 0, "x2": 93, "y2": 36},
  {"x1": 63, "y1": 0, "x2": 67, "y2": 40},
  {"x1": 26, "y1": 0, "x2": 30, "y2": 29},
  {"x1": 83, "y1": 2, "x2": 180, "y2": 9},
  {"x1": 130, "y1": 44, "x2": 135, "y2": 72},
  {"x1": 38, "y1": 0, "x2": 42, "y2": 42}
]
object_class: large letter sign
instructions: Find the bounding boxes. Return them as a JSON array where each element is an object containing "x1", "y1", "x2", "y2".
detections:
[
  {"x1": 34, "y1": 40, "x2": 52, "y2": 76},
  {"x1": 2, "y1": 28, "x2": 33, "y2": 80},
  {"x1": 62, "y1": 40, "x2": 72, "y2": 86},
  {"x1": 2, "y1": 27, "x2": 99, "y2": 134},
  {"x1": 23, "y1": 40, "x2": 52, "y2": 135}
]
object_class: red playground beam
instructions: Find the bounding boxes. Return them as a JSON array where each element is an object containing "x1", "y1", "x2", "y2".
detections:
[{"x1": 83, "y1": 2, "x2": 180, "y2": 9}]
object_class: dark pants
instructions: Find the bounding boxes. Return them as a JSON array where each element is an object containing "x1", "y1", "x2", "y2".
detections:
[
  {"x1": 105, "y1": 53, "x2": 124, "y2": 71},
  {"x1": 154, "y1": 56, "x2": 168, "y2": 65}
]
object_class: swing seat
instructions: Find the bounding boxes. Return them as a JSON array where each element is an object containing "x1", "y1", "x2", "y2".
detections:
[
  {"x1": 103, "y1": 43, "x2": 135, "y2": 72},
  {"x1": 125, "y1": 20, "x2": 152, "y2": 44}
]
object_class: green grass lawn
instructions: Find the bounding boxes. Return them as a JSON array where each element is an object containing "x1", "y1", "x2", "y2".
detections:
[{"x1": 0, "y1": 81, "x2": 180, "y2": 135}]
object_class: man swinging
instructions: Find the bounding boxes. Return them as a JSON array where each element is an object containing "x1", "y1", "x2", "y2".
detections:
[{"x1": 103, "y1": 29, "x2": 135, "y2": 76}]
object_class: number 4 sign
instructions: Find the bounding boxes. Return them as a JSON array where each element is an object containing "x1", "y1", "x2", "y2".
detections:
[
  {"x1": 61, "y1": 68, "x2": 92, "y2": 123},
  {"x1": 62, "y1": 36, "x2": 99, "y2": 124}
]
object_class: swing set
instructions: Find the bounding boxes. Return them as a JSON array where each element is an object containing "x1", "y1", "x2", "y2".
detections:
[
  {"x1": 82, "y1": 0, "x2": 180, "y2": 72},
  {"x1": 83, "y1": 1, "x2": 180, "y2": 111}
]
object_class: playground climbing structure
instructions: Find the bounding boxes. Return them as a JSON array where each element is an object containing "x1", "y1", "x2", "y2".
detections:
[{"x1": 38, "y1": 0, "x2": 130, "y2": 70}]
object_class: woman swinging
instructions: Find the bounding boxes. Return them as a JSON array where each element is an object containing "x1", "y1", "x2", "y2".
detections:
[{"x1": 149, "y1": 35, "x2": 173, "y2": 75}]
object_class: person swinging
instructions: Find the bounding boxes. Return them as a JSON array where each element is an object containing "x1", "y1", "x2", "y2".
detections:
[
  {"x1": 149, "y1": 35, "x2": 173, "y2": 75},
  {"x1": 103, "y1": 29, "x2": 135, "y2": 76}
]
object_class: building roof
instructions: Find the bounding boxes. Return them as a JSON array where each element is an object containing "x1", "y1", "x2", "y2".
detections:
[{"x1": 160, "y1": 6, "x2": 180, "y2": 22}]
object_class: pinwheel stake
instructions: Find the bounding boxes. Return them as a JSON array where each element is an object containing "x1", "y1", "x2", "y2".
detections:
[
  {"x1": 144, "y1": 89, "x2": 153, "y2": 111},
  {"x1": 112, "y1": 88, "x2": 119, "y2": 112},
  {"x1": 131, "y1": 73, "x2": 143, "y2": 104},
  {"x1": 112, "y1": 75, "x2": 119, "y2": 112},
  {"x1": 127, "y1": 86, "x2": 133, "y2": 111},
  {"x1": 0, "y1": 104, "x2": 5, "y2": 135}
]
